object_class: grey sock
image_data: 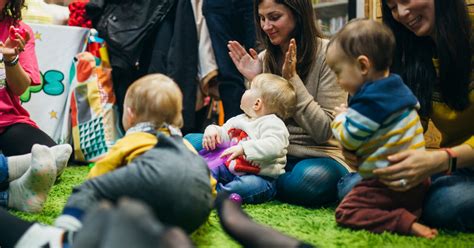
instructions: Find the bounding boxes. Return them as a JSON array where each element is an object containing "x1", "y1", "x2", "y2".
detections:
[
  {"x1": 6, "y1": 153, "x2": 31, "y2": 182},
  {"x1": 8, "y1": 144, "x2": 57, "y2": 213},
  {"x1": 51, "y1": 144, "x2": 72, "y2": 177}
]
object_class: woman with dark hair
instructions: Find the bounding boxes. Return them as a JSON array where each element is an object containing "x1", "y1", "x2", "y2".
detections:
[
  {"x1": 339, "y1": 0, "x2": 474, "y2": 232},
  {"x1": 226, "y1": 0, "x2": 349, "y2": 206},
  {"x1": 0, "y1": 0, "x2": 56, "y2": 156}
]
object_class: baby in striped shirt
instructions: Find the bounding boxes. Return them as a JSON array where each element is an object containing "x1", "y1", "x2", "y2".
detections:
[{"x1": 326, "y1": 19, "x2": 437, "y2": 239}]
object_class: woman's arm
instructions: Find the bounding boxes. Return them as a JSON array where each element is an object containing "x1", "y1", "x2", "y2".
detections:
[
  {"x1": 4, "y1": 25, "x2": 39, "y2": 96},
  {"x1": 373, "y1": 143, "x2": 474, "y2": 191}
]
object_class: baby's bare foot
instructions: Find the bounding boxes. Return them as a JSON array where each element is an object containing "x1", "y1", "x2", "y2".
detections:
[{"x1": 411, "y1": 222, "x2": 438, "y2": 239}]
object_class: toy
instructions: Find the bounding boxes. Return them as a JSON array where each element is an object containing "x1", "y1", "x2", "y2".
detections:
[
  {"x1": 9, "y1": 26, "x2": 28, "y2": 41},
  {"x1": 229, "y1": 193, "x2": 242, "y2": 204}
]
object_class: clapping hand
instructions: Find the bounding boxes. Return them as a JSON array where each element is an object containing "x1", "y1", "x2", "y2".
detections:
[
  {"x1": 228, "y1": 41, "x2": 262, "y2": 81},
  {"x1": 282, "y1": 38, "x2": 297, "y2": 80}
]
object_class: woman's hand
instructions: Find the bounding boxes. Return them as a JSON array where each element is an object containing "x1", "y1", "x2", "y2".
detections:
[
  {"x1": 202, "y1": 126, "x2": 221, "y2": 151},
  {"x1": 228, "y1": 40, "x2": 262, "y2": 81},
  {"x1": 3, "y1": 26, "x2": 29, "y2": 60},
  {"x1": 373, "y1": 149, "x2": 447, "y2": 191},
  {"x1": 282, "y1": 38, "x2": 297, "y2": 80}
]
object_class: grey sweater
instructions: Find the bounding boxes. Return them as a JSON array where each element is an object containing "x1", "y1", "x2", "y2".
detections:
[{"x1": 261, "y1": 38, "x2": 350, "y2": 170}]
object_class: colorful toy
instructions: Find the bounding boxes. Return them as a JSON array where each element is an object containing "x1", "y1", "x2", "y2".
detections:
[
  {"x1": 229, "y1": 193, "x2": 242, "y2": 204},
  {"x1": 9, "y1": 26, "x2": 28, "y2": 40}
]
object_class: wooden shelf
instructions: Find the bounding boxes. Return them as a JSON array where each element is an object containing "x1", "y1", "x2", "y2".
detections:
[{"x1": 313, "y1": 0, "x2": 348, "y2": 9}]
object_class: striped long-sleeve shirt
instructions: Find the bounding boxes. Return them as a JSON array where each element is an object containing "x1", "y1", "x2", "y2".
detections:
[{"x1": 331, "y1": 74, "x2": 425, "y2": 178}]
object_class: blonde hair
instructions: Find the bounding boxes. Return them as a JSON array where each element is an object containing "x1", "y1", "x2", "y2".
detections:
[
  {"x1": 124, "y1": 74, "x2": 183, "y2": 128},
  {"x1": 251, "y1": 73, "x2": 296, "y2": 120}
]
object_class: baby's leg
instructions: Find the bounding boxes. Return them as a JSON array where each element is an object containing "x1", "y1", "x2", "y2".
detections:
[{"x1": 335, "y1": 181, "x2": 435, "y2": 237}]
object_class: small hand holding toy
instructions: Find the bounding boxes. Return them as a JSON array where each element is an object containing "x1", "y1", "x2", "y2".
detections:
[{"x1": 9, "y1": 26, "x2": 28, "y2": 41}]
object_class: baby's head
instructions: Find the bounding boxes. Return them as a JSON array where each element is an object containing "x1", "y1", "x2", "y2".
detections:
[
  {"x1": 326, "y1": 19, "x2": 395, "y2": 95},
  {"x1": 242, "y1": 73, "x2": 296, "y2": 119},
  {"x1": 122, "y1": 74, "x2": 183, "y2": 131}
]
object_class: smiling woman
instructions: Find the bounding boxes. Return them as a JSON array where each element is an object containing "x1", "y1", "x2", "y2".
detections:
[
  {"x1": 338, "y1": 0, "x2": 474, "y2": 232},
  {"x1": 227, "y1": 0, "x2": 349, "y2": 207}
]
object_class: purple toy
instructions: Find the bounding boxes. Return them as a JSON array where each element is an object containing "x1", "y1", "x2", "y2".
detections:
[{"x1": 229, "y1": 193, "x2": 242, "y2": 204}]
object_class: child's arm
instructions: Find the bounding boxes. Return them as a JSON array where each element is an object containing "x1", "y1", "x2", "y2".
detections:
[
  {"x1": 331, "y1": 106, "x2": 379, "y2": 151},
  {"x1": 238, "y1": 119, "x2": 289, "y2": 162}
]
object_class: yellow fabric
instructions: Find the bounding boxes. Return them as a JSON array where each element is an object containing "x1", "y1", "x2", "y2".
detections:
[
  {"x1": 431, "y1": 59, "x2": 474, "y2": 148},
  {"x1": 87, "y1": 128, "x2": 217, "y2": 196},
  {"x1": 87, "y1": 132, "x2": 157, "y2": 178}
]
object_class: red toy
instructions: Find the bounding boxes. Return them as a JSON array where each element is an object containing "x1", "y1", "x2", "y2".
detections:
[{"x1": 9, "y1": 27, "x2": 27, "y2": 41}]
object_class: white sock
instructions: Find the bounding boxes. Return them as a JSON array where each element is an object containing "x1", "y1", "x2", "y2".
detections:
[
  {"x1": 15, "y1": 223, "x2": 65, "y2": 248},
  {"x1": 54, "y1": 214, "x2": 83, "y2": 232},
  {"x1": 8, "y1": 144, "x2": 57, "y2": 213},
  {"x1": 51, "y1": 144, "x2": 72, "y2": 177},
  {"x1": 6, "y1": 153, "x2": 31, "y2": 182}
]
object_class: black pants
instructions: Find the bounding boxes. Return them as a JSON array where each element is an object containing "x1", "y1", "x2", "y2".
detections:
[
  {"x1": 0, "y1": 207, "x2": 33, "y2": 247},
  {"x1": 0, "y1": 123, "x2": 56, "y2": 157}
]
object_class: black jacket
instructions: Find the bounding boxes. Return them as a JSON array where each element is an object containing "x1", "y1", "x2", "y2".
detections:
[
  {"x1": 86, "y1": 0, "x2": 176, "y2": 69},
  {"x1": 86, "y1": 0, "x2": 199, "y2": 132}
]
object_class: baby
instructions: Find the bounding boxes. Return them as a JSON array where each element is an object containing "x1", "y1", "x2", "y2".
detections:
[
  {"x1": 201, "y1": 73, "x2": 296, "y2": 204},
  {"x1": 326, "y1": 19, "x2": 437, "y2": 238}
]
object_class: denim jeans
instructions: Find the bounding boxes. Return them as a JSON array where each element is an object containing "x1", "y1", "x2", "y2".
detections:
[
  {"x1": 276, "y1": 156, "x2": 349, "y2": 207},
  {"x1": 185, "y1": 133, "x2": 276, "y2": 204},
  {"x1": 203, "y1": 0, "x2": 255, "y2": 120},
  {"x1": 337, "y1": 169, "x2": 474, "y2": 232},
  {"x1": 0, "y1": 154, "x2": 9, "y2": 206}
]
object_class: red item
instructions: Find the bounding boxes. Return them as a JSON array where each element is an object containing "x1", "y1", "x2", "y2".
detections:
[
  {"x1": 9, "y1": 26, "x2": 27, "y2": 40},
  {"x1": 335, "y1": 179, "x2": 429, "y2": 235},
  {"x1": 68, "y1": 0, "x2": 92, "y2": 28},
  {"x1": 225, "y1": 128, "x2": 261, "y2": 175}
]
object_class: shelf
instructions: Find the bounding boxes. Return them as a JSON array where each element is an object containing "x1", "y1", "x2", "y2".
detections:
[{"x1": 313, "y1": 0, "x2": 348, "y2": 9}]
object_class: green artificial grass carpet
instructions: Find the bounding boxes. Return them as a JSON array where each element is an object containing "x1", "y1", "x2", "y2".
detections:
[{"x1": 11, "y1": 166, "x2": 474, "y2": 247}]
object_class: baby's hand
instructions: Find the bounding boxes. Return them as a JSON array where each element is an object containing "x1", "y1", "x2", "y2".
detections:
[
  {"x1": 203, "y1": 126, "x2": 221, "y2": 150},
  {"x1": 334, "y1": 104, "x2": 348, "y2": 116},
  {"x1": 220, "y1": 145, "x2": 244, "y2": 161}
]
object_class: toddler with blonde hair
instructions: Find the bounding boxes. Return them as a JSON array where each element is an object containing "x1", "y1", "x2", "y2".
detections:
[
  {"x1": 200, "y1": 73, "x2": 296, "y2": 204},
  {"x1": 88, "y1": 74, "x2": 192, "y2": 177}
]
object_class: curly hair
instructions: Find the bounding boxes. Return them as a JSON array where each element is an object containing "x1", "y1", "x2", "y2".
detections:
[{"x1": 1, "y1": 0, "x2": 26, "y2": 22}]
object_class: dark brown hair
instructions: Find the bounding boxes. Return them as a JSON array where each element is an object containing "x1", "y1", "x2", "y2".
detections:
[
  {"x1": 381, "y1": 0, "x2": 471, "y2": 116},
  {"x1": 1, "y1": 0, "x2": 26, "y2": 22},
  {"x1": 254, "y1": 0, "x2": 323, "y2": 81},
  {"x1": 328, "y1": 19, "x2": 395, "y2": 71}
]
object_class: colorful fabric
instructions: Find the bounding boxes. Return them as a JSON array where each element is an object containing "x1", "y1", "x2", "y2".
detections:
[
  {"x1": 0, "y1": 18, "x2": 41, "y2": 133},
  {"x1": 70, "y1": 49, "x2": 119, "y2": 162},
  {"x1": 331, "y1": 74, "x2": 425, "y2": 178}
]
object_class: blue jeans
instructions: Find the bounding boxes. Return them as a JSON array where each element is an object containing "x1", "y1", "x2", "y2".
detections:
[
  {"x1": 0, "y1": 155, "x2": 8, "y2": 207},
  {"x1": 203, "y1": 0, "x2": 255, "y2": 120},
  {"x1": 337, "y1": 169, "x2": 474, "y2": 232},
  {"x1": 276, "y1": 156, "x2": 349, "y2": 207},
  {"x1": 185, "y1": 133, "x2": 276, "y2": 204}
]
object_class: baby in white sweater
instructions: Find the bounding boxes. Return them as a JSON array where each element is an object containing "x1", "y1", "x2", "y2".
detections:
[{"x1": 202, "y1": 73, "x2": 296, "y2": 204}]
